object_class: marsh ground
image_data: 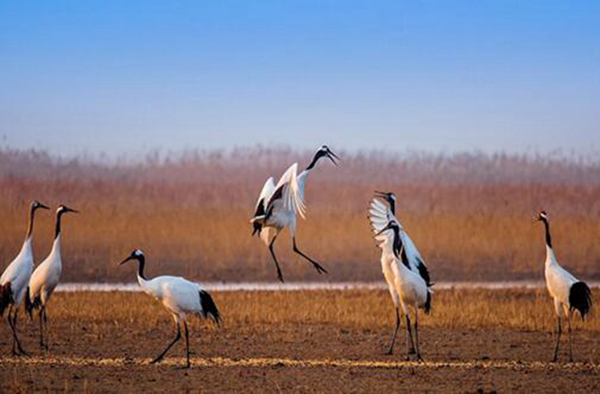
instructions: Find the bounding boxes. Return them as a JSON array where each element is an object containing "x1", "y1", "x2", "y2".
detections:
[{"x1": 1, "y1": 289, "x2": 599, "y2": 392}]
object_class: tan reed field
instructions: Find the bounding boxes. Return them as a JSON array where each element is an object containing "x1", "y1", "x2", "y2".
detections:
[{"x1": 1, "y1": 147, "x2": 600, "y2": 282}]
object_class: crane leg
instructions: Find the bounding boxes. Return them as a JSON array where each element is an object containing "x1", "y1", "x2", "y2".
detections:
[
  {"x1": 292, "y1": 237, "x2": 328, "y2": 275},
  {"x1": 184, "y1": 321, "x2": 190, "y2": 369},
  {"x1": 151, "y1": 322, "x2": 181, "y2": 364},
  {"x1": 405, "y1": 315, "x2": 416, "y2": 360},
  {"x1": 269, "y1": 235, "x2": 285, "y2": 283},
  {"x1": 567, "y1": 312, "x2": 573, "y2": 362},
  {"x1": 39, "y1": 308, "x2": 49, "y2": 350},
  {"x1": 552, "y1": 316, "x2": 562, "y2": 362},
  {"x1": 414, "y1": 310, "x2": 423, "y2": 362},
  {"x1": 386, "y1": 308, "x2": 400, "y2": 355},
  {"x1": 7, "y1": 305, "x2": 17, "y2": 356},
  {"x1": 11, "y1": 308, "x2": 27, "y2": 356}
]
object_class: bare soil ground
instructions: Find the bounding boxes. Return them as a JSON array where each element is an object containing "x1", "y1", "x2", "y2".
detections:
[{"x1": 1, "y1": 289, "x2": 599, "y2": 393}]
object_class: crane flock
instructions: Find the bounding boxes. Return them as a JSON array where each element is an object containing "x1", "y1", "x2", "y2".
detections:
[{"x1": 0, "y1": 145, "x2": 595, "y2": 367}]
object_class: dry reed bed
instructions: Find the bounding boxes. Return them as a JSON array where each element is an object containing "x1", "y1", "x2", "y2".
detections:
[
  {"x1": 1, "y1": 147, "x2": 600, "y2": 282},
  {"x1": 48, "y1": 289, "x2": 600, "y2": 333}
]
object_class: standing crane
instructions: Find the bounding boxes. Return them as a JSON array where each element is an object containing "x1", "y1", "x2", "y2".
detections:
[
  {"x1": 368, "y1": 191, "x2": 431, "y2": 354},
  {"x1": 250, "y1": 145, "x2": 339, "y2": 282},
  {"x1": 119, "y1": 249, "x2": 221, "y2": 368},
  {"x1": 0, "y1": 200, "x2": 49, "y2": 355},
  {"x1": 537, "y1": 210, "x2": 592, "y2": 362},
  {"x1": 26, "y1": 204, "x2": 78, "y2": 349},
  {"x1": 375, "y1": 220, "x2": 431, "y2": 361}
]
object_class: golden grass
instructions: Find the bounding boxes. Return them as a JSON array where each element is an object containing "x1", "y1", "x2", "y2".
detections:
[
  {"x1": 48, "y1": 289, "x2": 600, "y2": 332},
  {"x1": 1, "y1": 147, "x2": 600, "y2": 282}
]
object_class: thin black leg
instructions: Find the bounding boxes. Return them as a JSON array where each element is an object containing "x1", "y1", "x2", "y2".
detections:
[
  {"x1": 414, "y1": 310, "x2": 423, "y2": 362},
  {"x1": 38, "y1": 309, "x2": 45, "y2": 349},
  {"x1": 386, "y1": 308, "x2": 400, "y2": 355},
  {"x1": 151, "y1": 323, "x2": 181, "y2": 364},
  {"x1": 269, "y1": 234, "x2": 284, "y2": 283},
  {"x1": 567, "y1": 312, "x2": 573, "y2": 362},
  {"x1": 292, "y1": 237, "x2": 328, "y2": 274},
  {"x1": 552, "y1": 316, "x2": 562, "y2": 362},
  {"x1": 12, "y1": 308, "x2": 27, "y2": 356},
  {"x1": 405, "y1": 315, "x2": 416, "y2": 361},
  {"x1": 184, "y1": 321, "x2": 190, "y2": 369}
]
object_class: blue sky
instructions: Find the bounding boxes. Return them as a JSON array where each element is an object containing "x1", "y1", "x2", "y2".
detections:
[{"x1": 1, "y1": 1, "x2": 599, "y2": 157}]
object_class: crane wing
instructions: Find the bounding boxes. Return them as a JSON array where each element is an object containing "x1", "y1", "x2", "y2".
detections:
[
  {"x1": 272, "y1": 163, "x2": 306, "y2": 219},
  {"x1": 253, "y1": 177, "x2": 276, "y2": 218},
  {"x1": 368, "y1": 197, "x2": 432, "y2": 286}
]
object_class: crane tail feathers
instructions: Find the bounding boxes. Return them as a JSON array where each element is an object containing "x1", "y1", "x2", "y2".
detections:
[
  {"x1": 199, "y1": 290, "x2": 221, "y2": 325},
  {"x1": 569, "y1": 281, "x2": 592, "y2": 320},
  {"x1": 0, "y1": 282, "x2": 13, "y2": 317},
  {"x1": 424, "y1": 291, "x2": 432, "y2": 315}
]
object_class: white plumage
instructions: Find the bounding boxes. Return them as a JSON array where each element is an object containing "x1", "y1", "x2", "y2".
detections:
[
  {"x1": 250, "y1": 145, "x2": 339, "y2": 282},
  {"x1": 26, "y1": 204, "x2": 78, "y2": 349},
  {"x1": 374, "y1": 220, "x2": 431, "y2": 361},
  {"x1": 369, "y1": 192, "x2": 431, "y2": 359},
  {"x1": 537, "y1": 211, "x2": 592, "y2": 362},
  {"x1": 120, "y1": 249, "x2": 220, "y2": 368},
  {"x1": 0, "y1": 200, "x2": 49, "y2": 356}
]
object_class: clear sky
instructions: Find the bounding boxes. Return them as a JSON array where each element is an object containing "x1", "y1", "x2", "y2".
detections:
[{"x1": 1, "y1": 1, "x2": 599, "y2": 157}]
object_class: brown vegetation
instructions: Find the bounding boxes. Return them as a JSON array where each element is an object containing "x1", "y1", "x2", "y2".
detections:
[
  {"x1": 1, "y1": 147, "x2": 600, "y2": 282},
  {"x1": 1, "y1": 289, "x2": 599, "y2": 392}
]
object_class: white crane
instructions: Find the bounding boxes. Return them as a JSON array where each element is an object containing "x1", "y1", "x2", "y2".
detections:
[
  {"x1": 250, "y1": 145, "x2": 339, "y2": 282},
  {"x1": 26, "y1": 204, "x2": 78, "y2": 349},
  {"x1": 375, "y1": 220, "x2": 431, "y2": 361},
  {"x1": 368, "y1": 192, "x2": 432, "y2": 355},
  {"x1": 537, "y1": 210, "x2": 592, "y2": 362},
  {"x1": 0, "y1": 200, "x2": 49, "y2": 355},
  {"x1": 119, "y1": 249, "x2": 221, "y2": 368}
]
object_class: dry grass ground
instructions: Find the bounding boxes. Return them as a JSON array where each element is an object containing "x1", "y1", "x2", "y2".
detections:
[
  {"x1": 1, "y1": 289, "x2": 599, "y2": 392},
  {"x1": 1, "y1": 147, "x2": 600, "y2": 283}
]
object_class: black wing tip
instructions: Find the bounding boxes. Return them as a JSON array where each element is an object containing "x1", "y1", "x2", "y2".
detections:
[
  {"x1": 199, "y1": 290, "x2": 222, "y2": 325},
  {"x1": 569, "y1": 281, "x2": 592, "y2": 320}
]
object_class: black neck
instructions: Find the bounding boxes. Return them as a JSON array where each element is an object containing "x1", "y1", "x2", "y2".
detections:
[
  {"x1": 55, "y1": 211, "x2": 66, "y2": 239},
  {"x1": 392, "y1": 227, "x2": 410, "y2": 269},
  {"x1": 26, "y1": 206, "x2": 37, "y2": 240},
  {"x1": 136, "y1": 255, "x2": 147, "y2": 280},
  {"x1": 542, "y1": 219, "x2": 552, "y2": 248},
  {"x1": 389, "y1": 200, "x2": 396, "y2": 216},
  {"x1": 305, "y1": 152, "x2": 323, "y2": 172}
]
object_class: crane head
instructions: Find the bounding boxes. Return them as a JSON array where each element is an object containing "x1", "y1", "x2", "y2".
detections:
[
  {"x1": 317, "y1": 145, "x2": 340, "y2": 166},
  {"x1": 537, "y1": 210, "x2": 549, "y2": 222},
  {"x1": 57, "y1": 204, "x2": 79, "y2": 215},
  {"x1": 374, "y1": 191, "x2": 396, "y2": 205},
  {"x1": 119, "y1": 249, "x2": 145, "y2": 265},
  {"x1": 31, "y1": 200, "x2": 50, "y2": 211}
]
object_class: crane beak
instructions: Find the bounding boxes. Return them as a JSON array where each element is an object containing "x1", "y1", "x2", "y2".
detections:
[
  {"x1": 327, "y1": 151, "x2": 339, "y2": 166},
  {"x1": 119, "y1": 256, "x2": 134, "y2": 266},
  {"x1": 38, "y1": 203, "x2": 50, "y2": 210},
  {"x1": 66, "y1": 207, "x2": 79, "y2": 214}
]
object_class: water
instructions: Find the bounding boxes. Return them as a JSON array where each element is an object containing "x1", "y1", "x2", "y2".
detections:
[{"x1": 55, "y1": 281, "x2": 600, "y2": 292}]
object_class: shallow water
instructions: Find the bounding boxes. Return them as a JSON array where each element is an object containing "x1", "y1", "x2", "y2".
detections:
[{"x1": 55, "y1": 281, "x2": 600, "y2": 292}]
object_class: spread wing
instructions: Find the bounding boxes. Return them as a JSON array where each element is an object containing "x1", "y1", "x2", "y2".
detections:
[
  {"x1": 268, "y1": 163, "x2": 306, "y2": 219},
  {"x1": 368, "y1": 197, "x2": 432, "y2": 286},
  {"x1": 368, "y1": 198, "x2": 400, "y2": 243},
  {"x1": 253, "y1": 177, "x2": 276, "y2": 218}
]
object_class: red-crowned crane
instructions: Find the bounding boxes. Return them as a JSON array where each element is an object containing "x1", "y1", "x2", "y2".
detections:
[
  {"x1": 537, "y1": 210, "x2": 592, "y2": 362},
  {"x1": 26, "y1": 204, "x2": 78, "y2": 349},
  {"x1": 250, "y1": 145, "x2": 339, "y2": 282},
  {"x1": 368, "y1": 192, "x2": 431, "y2": 355},
  {"x1": 0, "y1": 200, "x2": 49, "y2": 355},
  {"x1": 119, "y1": 249, "x2": 221, "y2": 368}
]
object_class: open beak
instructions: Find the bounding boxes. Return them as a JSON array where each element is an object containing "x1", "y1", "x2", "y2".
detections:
[
  {"x1": 119, "y1": 256, "x2": 134, "y2": 266},
  {"x1": 66, "y1": 207, "x2": 79, "y2": 214},
  {"x1": 38, "y1": 203, "x2": 50, "y2": 210},
  {"x1": 327, "y1": 151, "x2": 340, "y2": 166}
]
